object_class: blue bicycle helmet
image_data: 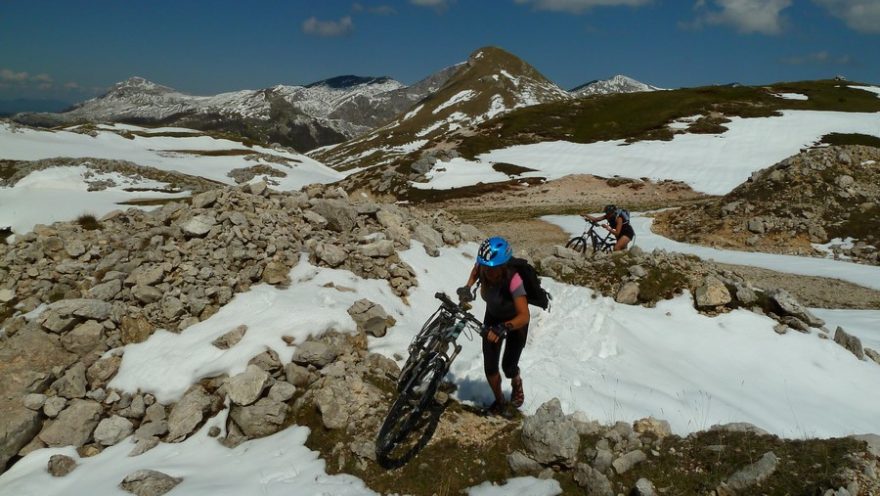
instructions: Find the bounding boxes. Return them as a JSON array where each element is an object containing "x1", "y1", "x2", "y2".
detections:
[
  {"x1": 477, "y1": 236, "x2": 512, "y2": 267},
  {"x1": 603, "y1": 204, "x2": 617, "y2": 216}
]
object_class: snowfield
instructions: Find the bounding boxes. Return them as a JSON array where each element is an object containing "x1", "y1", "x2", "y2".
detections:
[
  {"x1": 0, "y1": 123, "x2": 344, "y2": 190},
  {"x1": 413, "y1": 110, "x2": 880, "y2": 195},
  {"x1": 0, "y1": 166, "x2": 189, "y2": 235}
]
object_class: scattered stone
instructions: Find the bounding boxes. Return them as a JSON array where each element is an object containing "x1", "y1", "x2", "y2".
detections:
[
  {"x1": 212, "y1": 325, "x2": 247, "y2": 350},
  {"x1": 574, "y1": 463, "x2": 614, "y2": 496},
  {"x1": 166, "y1": 385, "x2": 215, "y2": 442},
  {"x1": 23, "y1": 393, "x2": 47, "y2": 411},
  {"x1": 119, "y1": 469, "x2": 182, "y2": 496},
  {"x1": 508, "y1": 451, "x2": 543, "y2": 475},
  {"x1": 633, "y1": 478, "x2": 657, "y2": 496},
  {"x1": 633, "y1": 417, "x2": 672, "y2": 440},
  {"x1": 229, "y1": 398, "x2": 288, "y2": 438},
  {"x1": 709, "y1": 422, "x2": 770, "y2": 436},
  {"x1": 615, "y1": 282, "x2": 640, "y2": 305},
  {"x1": 43, "y1": 396, "x2": 67, "y2": 418},
  {"x1": 94, "y1": 415, "x2": 134, "y2": 446},
  {"x1": 48, "y1": 454, "x2": 77, "y2": 477},
  {"x1": 225, "y1": 364, "x2": 270, "y2": 406},
  {"x1": 612, "y1": 449, "x2": 647, "y2": 474},
  {"x1": 834, "y1": 327, "x2": 865, "y2": 360},
  {"x1": 39, "y1": 399, "x2": 103, "y2": 448},
  {"x1": 292, "y1": 341, "x2": 338, "y2": 368},
  {"x1": 347, "y1": 299, "x2": 396, "y2": 338},
  {"x1": 725, "y1": 451, "x2": 779, "y2": 491},
  {"x1": 695, "y1": 276, "x2": 731, "y2": 308}
]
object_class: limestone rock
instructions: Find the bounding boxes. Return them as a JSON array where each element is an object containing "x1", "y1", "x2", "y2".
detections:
[
  {"x1": 48, "y1": 454, "x2": 77, "y2": 477},
  {"x1": 119, "y1": 469, "x2": 182, "y2": 496},
  {"x1": 39, "y1": 399, "x2": 103, "y2": 448},
  {"x1": 615, "y1": 282, "x2": 640, "y2": 305},
  {"x1": 612, "y1": 449, "x2": 647, "y2": 474},
  {"x1": 347, "y1": 299, "x2": 396, "y2": 337},
  {"x1": 695, "y1": 276, "x2": 731, "y2": 308},
  {"x1": 94, "y1": 415, "x2": 134, "y2": 446},
  {"x1": 726, "y1": 451, "x2": 779, "y2": 491},
  {"x1": 521, "y1": 398, "x2": 579, "y2": 467},
  {"x1": 225, "y1": 364, "x2": 270, "y2": 406},
  {"x1": 292, "y1": 341, "x2": 338, "y2": 368},
  {"x1": 834, "y1": 327, "x2": 865, "y2": 360},
  {"x1": 166, "y1": 386, "x2": 215, "y2": 442},
  {"x1": 212, "y1": 325, "x2": 247, "y2": 350},
  {"x1": 229, "y1": 398, "x2": 288, "y2": 438}
]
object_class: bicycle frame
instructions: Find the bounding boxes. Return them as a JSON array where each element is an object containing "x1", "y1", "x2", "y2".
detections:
[{"x1": 567, "y1": 220, "x2": 617, "y2": 254}]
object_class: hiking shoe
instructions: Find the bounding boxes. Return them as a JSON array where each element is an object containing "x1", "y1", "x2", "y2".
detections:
[
  {"x1": 486, "y1": 400, "x2": 507, "y2": 416},
  {"x1": 511, "y1": 376, "x2": 524, "y2": 408}
]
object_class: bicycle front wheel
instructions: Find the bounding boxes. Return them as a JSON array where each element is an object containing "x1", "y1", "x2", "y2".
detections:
[
  {"x1": 565, "y1": 236, "x2": 587, "y2": 254},
  {"x1": 376, "y1": 354, "x2": 447, "y2": 459}
]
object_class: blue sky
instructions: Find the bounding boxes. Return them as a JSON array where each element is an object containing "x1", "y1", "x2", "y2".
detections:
[{"x1": 0, "y1": 0, "x2": 877, "y2": 102}]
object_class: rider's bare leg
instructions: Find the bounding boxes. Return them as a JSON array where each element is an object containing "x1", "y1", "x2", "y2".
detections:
[
  {"x1": 614, "y1": 235, "x2": 631, "y2": 251},
  {"x1": 487, "y1": 372, "x2": 504, "y2": 405}
]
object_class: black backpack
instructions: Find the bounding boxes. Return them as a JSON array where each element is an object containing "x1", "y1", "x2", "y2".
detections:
[{"x1": 507, "y1": 257, "x2": 552, "y2": 311}]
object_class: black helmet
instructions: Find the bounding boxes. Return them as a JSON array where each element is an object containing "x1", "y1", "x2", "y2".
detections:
[{"x1": 603, "y1": 204, "x2": 617, "y2": 216}]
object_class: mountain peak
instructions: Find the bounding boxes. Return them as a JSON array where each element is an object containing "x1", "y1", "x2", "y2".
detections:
[
  {"x1": 570, "y1": 74, "x2": 662, "y2": 96},
  {"x1": 103, "y1": 76, "x2": 176, "y2": 98}
]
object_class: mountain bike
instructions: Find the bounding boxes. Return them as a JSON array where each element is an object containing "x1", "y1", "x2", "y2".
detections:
[
  {"x1": 375, "y1": 291, "x2": 484, "y2": 468},
  {"x1": 565, "y1": 219, "x2": 617, "y2": 254}
]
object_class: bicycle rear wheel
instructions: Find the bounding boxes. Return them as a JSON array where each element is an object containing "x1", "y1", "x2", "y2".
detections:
[
  {"x1": 565, "y1": 236, "x2": 587, "y2": 254},
  {"x1": 376, "y1": 354, "x2": 447, "y2": 460}
]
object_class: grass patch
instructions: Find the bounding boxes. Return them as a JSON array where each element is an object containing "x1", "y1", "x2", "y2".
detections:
[
  {"x1": 118, "y1": 197, "x2": 193, "y2": 207},
  {"x1": 687, "y1": 115, "x2": 731, "y2": 134},
  {"x1": 638, "y1": 266, "x2": 689, "y2": 303},
  {"x1": 165, "y1": 149, "x2": 254, "y2": 157},
  {"x1": 613, "y1": 431, "x2": 864, "y2": 495},
  {"x1": 406, "y1": 178, "x2": 545, "y2": 204},
  {"x1": 76, "y1": 214, "x2": 101, "y2": 230},
  {"x1": 0, "y1": 160, "x2": 18, "y2": 182},
  {"x1": 456, "y1": 81, "x2": 880, "y2": 160},
  {"x1": 819, "y1": 132, "x2": 880, "y2": 148},
  {"x1": 492, "y1": 162, "x2": 537, "y2": 176}
]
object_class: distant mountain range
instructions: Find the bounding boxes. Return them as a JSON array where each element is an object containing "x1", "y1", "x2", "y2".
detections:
[
  {"x1": 8, "y1": 49, "x2": 659, "y2": 153},
  {"x1": 11, "y1": 68, "x2": 460, "y2": 152}
]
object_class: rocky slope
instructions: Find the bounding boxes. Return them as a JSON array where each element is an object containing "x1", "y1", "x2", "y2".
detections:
[
  {"x1": 570, "y1": 74, "x2": 662, "y2": 97},
  {"x1": 653, "y1": 145, "x2": 880, "y2": 265},
  {"x1": 11, "y1": 68, "x2": 458, "y2": 152},
  {"x1": 0, "y1": 179, "x2": 877, "y2": 494}
]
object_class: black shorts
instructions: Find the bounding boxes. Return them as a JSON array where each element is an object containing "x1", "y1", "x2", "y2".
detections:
[{"x1": 620, "y1": 223, "x2": 635, "y2": 240}]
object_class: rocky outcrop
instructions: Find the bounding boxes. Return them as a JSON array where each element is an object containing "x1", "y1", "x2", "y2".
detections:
[{"x1": 655, "y1": 145, "x2": 880, "y2": 265}]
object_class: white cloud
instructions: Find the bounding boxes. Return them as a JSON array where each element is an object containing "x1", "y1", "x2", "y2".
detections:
[
  {"x1": 301, "y1": 16, "x2": 354, "y2": 37},
  {"x1": 410, "y1": 0, "x2": 450, "y2": 7},
  {"x1": 514, "y1": 0, "x2": 652, "y2": 13},
  {"x1": 689, "y1": 0, "x2": 792, "y2": 35},
  {"x1": 812, "y1": 0, "x2": 880, "y2": 33},
  {"x1": 352, "y1": 2, "x2": 397, "y2": 14},
  {"x1": 0, "y1": 68, "x2": 30, "y2": 82},
  {"x1": 31, "y1": 73, "x2": 53, "y2": 83},
  {"x1": 780, "y1": 50, "x2": 855, "y2": 65}
]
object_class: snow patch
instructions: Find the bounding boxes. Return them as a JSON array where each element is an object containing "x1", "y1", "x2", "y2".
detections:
[{"x1": 433, "y1": 90, "x2": 476, "y2": 114}]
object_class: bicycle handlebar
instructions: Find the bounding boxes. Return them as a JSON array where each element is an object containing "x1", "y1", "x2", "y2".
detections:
[{"x1": 434, "y1": 292, "x2": 484, "y2": 332}]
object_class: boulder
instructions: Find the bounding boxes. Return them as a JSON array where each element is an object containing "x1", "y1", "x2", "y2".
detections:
[
  {"x1": 39, "y1": 399, "x2": 103, "y2": 448},
  {"x1": 768, "y1": 289, "x2": 824, "y2": 327},
  {"x1": 94, "y1": 415, "x2": 134, "y2": 446},
  {"x1": 573, "y1": 463, "x2": 614, "y2": 496},
  {"x1": 508, "y1": 451, "x2": 543, "y2": 475},
  {"x1": 615, "y1": 282, "x2": 640, "y2": 305},
  {"x1": 695, "y1": 276, "x2": 731, "y2": 308},
  {"x1": 120, "y1": 316, "x2": 154, "y2": 345},
  {"x1": 834, "y1": 327, "x2": 865, "y2": 360},
  {"x1": 412, "y1": 224, "x2": 443, "y2": 256},
  {"x1": 61, "y1": 320, "x2": 104, "y2": 355},
  {"x1": 725, "y1": 451, "x2": 779, "y2": 491},
  {"x1": 521, "y1": 398, "x2": 579, "y2": 467},
  {"x1": 181, "y1": 214, "x2": 216, "y2": 237},
  {"x1": 261, "y1": 261, "x2": 290, "y2": 285},
  {"x1": 46, "y1": 299, "x2": 113, "y2": 321},
  {"x1": 212, "y1": 325, "x2": 247, "y2": 350},
  {"x1": 709, "y1": 422, "x2": 770, "y2": 436},
  {"x1": 292, "y1": 341, "x2": 338, "y2": 368},
  {"x1": 315, "y1": 243, "x2": 346, "y2": 267},
  {"x1": 119, "y1": 469, "x2": 182, "y2": 496},
  {"x1": 309, "y1": 199, "x2": 357, "y2": 233},
  {"x1": 52, "y1": 362, "x2": 88, "y2": 399},
  {"x1": 229, "y1": 398, "x2": 287, "y2": 438},
  {"x1": 166, "y1": 385, "x2": 215, "y2": 442},
  {"x1": 87, "y1": 279, "x2": 122, "y2": 300},
  {"x1": 48, "y1": 454, "x2": 77, "y2": 477},
  {"x1": 633, "y1": 417, "x2": 672, "y2": 439},
  {"x1": 612, "y1": 449, "x2": 647, "y2": 474},
  {"x1": 225, "y1": 365, "x2": 270, "y2": 406},
  {"x1": 43, "y1": 397, "x2": 67, "y2": 418},
  {"x1": 347, "y1": 299, "x2": 396, "y2": 338},
  {"x1": 358, "y1": 240, "x2": 395, "y2": 258},
  {"x1": 0, "y1": 405, "x2": 42, "y2": 472}
]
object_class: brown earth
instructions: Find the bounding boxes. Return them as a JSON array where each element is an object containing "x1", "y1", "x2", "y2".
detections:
[{"x1": 430, "y1": 174, "x2": 880, "y2": 309}]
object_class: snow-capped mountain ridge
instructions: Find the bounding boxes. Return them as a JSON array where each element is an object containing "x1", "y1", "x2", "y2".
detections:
[
  {"x1": 570, "y1": 74, "x2": 662, "y2": 96},
  {"x1": 12, "y1": 72, "x2": 451, "y2": 152}
]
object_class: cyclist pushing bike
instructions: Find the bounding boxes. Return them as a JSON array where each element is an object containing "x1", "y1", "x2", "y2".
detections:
[
  {"x1": 583, "y1": 204, "x2": 635, "y2": 251},
  {"x1": 457, "y1": 236, "x2": 530, "y2": 415}
]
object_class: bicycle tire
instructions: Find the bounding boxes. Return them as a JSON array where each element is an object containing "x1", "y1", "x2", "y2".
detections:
[
  {"x1": 376, "y1": 354, "x2": 447, "y2": 458},
  {"x1": 565, "y1": 236, "x2": 587, "y2": 254}
]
